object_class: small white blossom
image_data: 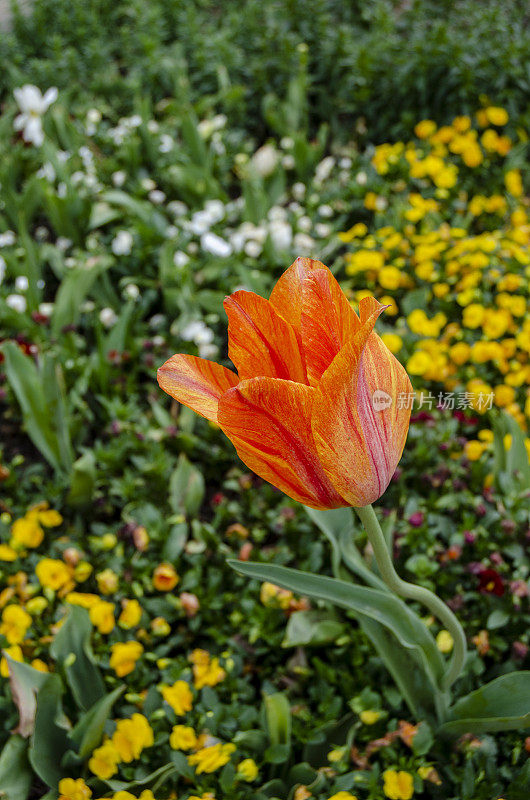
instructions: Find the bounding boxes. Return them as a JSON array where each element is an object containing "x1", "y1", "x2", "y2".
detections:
[
  {"x1": 147, "y1": 120, "x2": 159, "y2": 133},
  {"x1": 269, "y1": 221, "x2": 292, "y2": 251},
  {"x1": 174, "y1": 251, "x2": 190, "y2": 268},
  {"x1": 181, "y1": 320, "x2": 214, "y2": 345},
  {"x1": 15, "y1": 275, "x2": 29, "y2": 292},
  {"x1": 315, "y1": 223, "x2": 331, "y2": 238},
  {"x1": 159, "y1": 134, "x2": 174, "y2": 153},
  {"x1": 168, "y1": 200, "x2": 187, "y2": 217},
  {"x1": 314, "y1": 156, "x2": 335, "y2": 185},
  {"x1": 111, "y1": 230, "x2": 133, "y2": 256},
  {"x1": 123, "y1": 283, "x2": 140, "y2": 300},
  {"x1": 149, "y1": 313, "x2": 166, "y2": 329},
  {"x1": 244, "y1": 240, "x2": 262, "y2": 258},
  {"x1": 0, "y1": 256, "x2": 6, "y2": 284},
  {"x1": 280, "y1": 137, "x2": 294, "y2": 150},
  {"x1": 56, "y1": 237, "x2": 72, "y2": 252},
  {"x1": 36, "y1": 162, "x2": 56, "y2": 182},
  {"x1": 201, "y1": 232, "x2": 232, "y2": 258},
  {"x1": 339, "y1": 157, "x2": 352, "y2": 169},
  {"x1": 39, "y1": 302, "x2": 54, "y2": 317},
  {"x1": 292, "y1": 182, "x2": 306, "y2": 200},
  {"x1": 0, "y1": 231, "x2": 16, "y2": 247},
  {"x1": 6, "y1": 294, "x2": 27, "y2": 313},
  {"x1": 281, "y1": 155, "x2": 295, "y2": 170},
  {"x1": 148, "y1": 189, "x2": 166, "y2": 204},
  {"x1": 356, "y1": 171, "x2": 368, "y2": 186},
  {"x1": 294, "y1": 232, "x2": 315, "y2": 252},
  {"x1": 99, "y1": 307, "x2": 117, "y2": 327},
  {"x1": 318, "y1": 204, "x2": 333, "y2": 218},
  {"x1": 112, "y1": 171, "x2": 127, "y2": 187},
  {"x1": 13, "y1": 84, "x2": 58, "y2": 146},
  {"x1": 251, "y1": 144, "x2": 278, "y2": 177},
  {"x1": 297, "y1": 215, "x2": 312, "y2": 233}
]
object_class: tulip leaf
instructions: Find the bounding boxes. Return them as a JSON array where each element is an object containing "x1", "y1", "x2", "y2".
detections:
[
  {"x1": 28, "y1": 674, "x2": 71, "y2": 789},
  {"x1": 264, "y1": 692, "x2": 291, "y2": 750},
  {"x1": 440, "y1": 671, "x2": 530, "y2": 736},
  {"x1": 50, "y1": 606, "x2": 105, "y2": 710},
  {"x1": 4, "y1": 656, "x2": 51, "y2": 739},
  {"x1": 228, "y1": 561, "x2": 445, "y2": 689},
  {"x1": 69, "y1": 685, "x2": 125, "y2": 759},
  {"x1": 0, "y1": 735, "x2": 32, "y2": 800},
  {"x1": 282, "y1": 609, "x2": 345, "y2": 648}
]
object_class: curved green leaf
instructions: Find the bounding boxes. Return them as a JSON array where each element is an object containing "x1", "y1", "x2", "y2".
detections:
[
  {"x1": 28, "y1": 674, "x2": 70, "y2": 789},
  {"x1": 50, "y1": 606, "x2": 105, "y2": 710},
  {"x1": 441, "y1": 671, "x2": 530, "y2": 736},
  {"x1": 228, "y1": 560, "x2": 445, "y2": 688},
  {"x1": 70, "y1": 685, "x2": 125, "y2": 759},
  {"x1": 0, "y1": 735, "x2": 32, "y2": 800}
]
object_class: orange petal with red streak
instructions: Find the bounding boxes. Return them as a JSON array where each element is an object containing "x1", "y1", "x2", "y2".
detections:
[
  {"x1": 269, "y1": 257, "x2": 325, "y2": 332},
  {"x1": 224, "y1": 290, "x2": 307, "y2": 384},
  {"x1": 312, "y1": 305, "x2": 410, "y2": 506},
  {"x1": 300, "y1": 268, "x2": 361, "y2": 385},
  {"x1": 218, "y1": 377, "x2": 347, "y2": 509},
  {"x1": 157, "y1": 354, "x2": 239, "y2": 422}
]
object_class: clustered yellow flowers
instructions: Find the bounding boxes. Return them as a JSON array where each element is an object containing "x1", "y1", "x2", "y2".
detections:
[
  {"x1": 88, "y1": 713, "x2": 153, "y2": 779},
  {"x1": 58, "y1": 777, "x2": 157, "y2": 800},
  {"x1": 0, "y1": 501, "x2": 63, "y2": 561},
  {"x1": 339, "y1": 107, "x2": 529, "y2": 457}
]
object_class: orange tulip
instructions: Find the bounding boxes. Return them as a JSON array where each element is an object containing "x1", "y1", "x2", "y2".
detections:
[{"x1": 158, "y1": 258, "x2": 412, "y2": 509}]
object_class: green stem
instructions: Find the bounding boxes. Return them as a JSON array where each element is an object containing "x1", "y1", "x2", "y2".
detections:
[{"x1": 356, "y1": 504, "x2": 466, "y2": 691}]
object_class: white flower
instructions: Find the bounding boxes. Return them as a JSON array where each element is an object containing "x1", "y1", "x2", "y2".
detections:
[
  {"x1": 56, "y1": 237, "x2": 72, "y2": 252},
  {"x1": 251, "y1": 144, "x2": 278, "y2": 177},
  {"x1": 281, "y1": 155, "x2": 295, "y2": 170},
  {"x1": 141, "y1": 178, "x2": 156, "y2": 192},
  {"x1": 99, "y1": 307, "x2": 117, "y2": 328},
  {"x1": 13, "y1": 84, "x2": 58, "y2": 146},
  {"x1": 201, "y1": 232, "x2": 232, "y2": 258},
  {"x1": 244, "y1": 240, "x2": 262, "y2": 258},
  {"x1": 297, "y1": 216, "x2": 312, "y2": 233},
  {"x1": 159, "y1": 134, "x2": 174, "y2": 153},
  {"x1": 0, "y1": 231, "x2": 16, "y2": 247},
  {"x1": 269, "y1": 221, "x2": 292, "y2": 251},
  {"x1": 112, "y1": 171, "x2": 127, "y2": 187},
  {"x1": 5, "y1": 294, "x2": 27, "y2": 313},
  {"x1": 174, "y1": 251, "x2": 190, "y2": 268},
  {"x1": 181, "y1": 320, "x2": 214, "y2": 345},
  {"x1": 280, "y1": 137, "x2": 294, "y2": 150},
  {"x1": 293, "y1": 232, "x2": 315, "y2": 252},
  {"x1": 339, "y1": 157, "x2": 352, "y2": 169},
  {"x1": 123, "y1": 283, "x2": 140, "y2": 300},
  {"x1": 204, "y1": 199, "x2": 225, "y2": 224},
  {"x1": 315, "y1": 223, "x2": 331, "y2": 238},
  {"x1": 198, "y1": 342, "x2": 218, "y2": 359},
  {"x1": 15, "y1": 275, "x2": 29, "y2": 292},
  {"x1": 87, "y1": 108, "x2": 102, "y2": 124},
  {"x1": 39, "y1": 302, "x2": 54, "y2": 317},
  {"x1": 375, "y1": 196, "x2": 388, "y2": 211},
  {"x1": 111, "y1": 230, "x2": 133, "y2": 256},
  {"x1": 314, "y1": 156, "x2": 335, "y2": 185},
  {"x1": 356, "y1": 171, "x2": 368, "y2": 186},
  {"x1": 36, "y1": 162, "x2": 56, "y2": 182},
  {"x1": 0, "y1": 256, "x2": 6, "y2": 284},
  {"x1": 292, "y1": 182, "x2": 306, "y2": 200},
  {"x1": 149, "y1": 189, "x2": 166, "y2": 204},
  {"x1": 149, "y1": 313, "x2": 165, "y2": 329},
  {"x1": 147, "y1": 120, "x2": 159, "y2": 133},
  {"x1": 168, "y1": 200, "x2": 187, "y2": 217},
  {"x1": 318, "y1": 204, "x2": 333, "y2": 218}
]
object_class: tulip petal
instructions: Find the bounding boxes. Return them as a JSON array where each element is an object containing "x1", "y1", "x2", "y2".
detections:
[
  {"x1": 224, "y1": 290, "x2": 307, "y2": 384},
  {"x1": 312, "y1": 307, "x2": 411, "y2": 506},
  {"x1": 157, "y1": 354, "x2": 239, "y2": 422},
  {"x1": 269, "y1": 257, "x2": 325, "y2": 332},
  {"x1": 218, "y1": 377, "x2": 347, "y2": 509},
  {"x1": 300, "y1": 268, "x2": 361, "y2": 385}
]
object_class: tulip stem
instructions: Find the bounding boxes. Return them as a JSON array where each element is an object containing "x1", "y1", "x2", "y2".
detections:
[{"x1": 355, "y1": 504, "x2": 467, "y2": 691}]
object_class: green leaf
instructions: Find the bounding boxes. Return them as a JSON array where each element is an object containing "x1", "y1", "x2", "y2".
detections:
[
  {"x1": 263, "y1": 692, "x2": 291, "y2": 749},
  {"x1": 229, "y1": 561, "x2": 445, "y2": 688},
  {"x1": 0, "y1": 735, "x2": 32, "y2": 800},
  {"x1": 70, "y1": 685, "x2": 125, "y2": 759},
  {"x1": 50, "y1": 606, "x2": 105, "y2": 710},
  {"x1": 0, "y1": 342, "x2": 68, "y2": 474},
  {"x1": 169, "y1": 454, "x2": 205, "y2": 517},
  {"x1": 28, "y1": 674, "x2": 71, "y2": 789},
  {"x1": 66, "y1": 451, "x2": 97, "y2": 508},
  {"x1": 51, "y1": 257, "x2": 112, "y2": 336},
  {"x1": 4, "y1": 656, "x2": 50, "y2": 738},
  {"x1": 441, "y1": 671, "x2": 530, "y2": 736},
  {"x1": 282, "y1": 609, "x2": 345, "y2": 648}
]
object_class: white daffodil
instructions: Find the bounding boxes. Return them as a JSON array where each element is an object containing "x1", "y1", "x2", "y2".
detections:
[{"x1": 13, "y1": 84, "x2": 58, "y2": 146}]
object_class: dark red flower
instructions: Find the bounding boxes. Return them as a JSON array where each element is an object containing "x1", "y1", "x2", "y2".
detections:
[{"x1": 478, "y1": 568, "x2": 505, "y2": 597}]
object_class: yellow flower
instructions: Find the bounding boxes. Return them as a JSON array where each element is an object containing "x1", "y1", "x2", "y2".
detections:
[
  {"x1": 151, "y1": 616, "x2": 171, "y2": 637},
  {"x1": 436, "y1": 630, "x2": 454, "y2": 653},
  {"x1": 383, "y1": 769, "x2": 414, "y2": 800},
  {"x1": 35, "y1": 558, "x2": 72, "y2": 591},
  {"x1": 338, "y1": 222, "x2": 368, "y2": 243},
  {"x1": 407, "y1": 351, "x2": 431, "y2": 376},
  {"x1": 152, "y1": 563, "x2": 179, "y2": 592},
  {"x1": 327, "y1": 794, "x2": 359, "y2": 800},
  {"x1": 0, "y1": 544, "x2": 17, "y2": 562},
  {"x1": 0, "y1": 604, "x2": 32, "y2": 644},
  {"x1": 31, "y1": 658, "x2": 49, "y2": 672},
  {"x1": 0, "y1": 644, "x2": 23, "y2": 677},
  {"x1": 170, "y1": 724, "x2": 197, "y2": 751},
  {"x1": 414, "y1": 120, "x2": 436, "y2": 139},
  {"x1": 118, "y1": 599, "x2": 142, "y2": 629},
  {"x1": 360, "y1": 709, "x2": 382, "y2": 725},
  {"x1": 378, "y1": 266, "x2": 401, "y2": 290},
  {"x1": 484, "y1": 106, "x2": 508, "y2": 126},
  {"x1": 109, "y1": 641, "x2": 144, "y2": 677},
  {"x1": 58, "y1": 777, "x2": 92, "y2": 800},
  {"x1": 188, "y1": 742, "x2": 236, "y2": 774},
  {"x1": 462, "y1": 303, "x2": 484, "y2": 329},
  {"x1": 89, "y1": 601, "x2": 115, "y2": 634},
  {"x1": 88, "y1": 740, "x2": 120, "y2": 779},
  {"x1": 190, "y1": 649, "x2": 226, "y2": 689},
  {"x1": 260, "y1": 581, "x2": 293, "y2": 609},
  {"x1": 465, "y1": 441, "x2": 485, "y2": 462},
  {"x1": 26, "y1": 596, "x2": 48, "y2": 615},
  {"x1": 494, "y1": 385, "x2": 516, "y2": 408},
  {"x1": 65, "y1": 592, "x2": 100, "y2": 608},
  {"x1": 34, "y1": 508, "x2": 63, "y2": 527},
  {"x1": 96, "y1": 569, "x2": 118, "y2": 595},
  {"x1": 449, "y1": 342, "x2": 470, "y2": 366},
  {"x1": 505, "y1": 169, "x2": 523, "y2": 198},
  {"x1": 160, "y1": 680, "x2": 193, "y2": 715},
  {"x1": 381, "y1": 334, "x2": 403, "y2": 355},
  {"x1": 237, "y1": 758, "x2": 259, "y2": 782},
  {"x1": 111, "y1": 714, "x2": 153, "y2": 762},
  {"x1": 11, "y1": 517, "x2": 44, "y2": 549}
]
